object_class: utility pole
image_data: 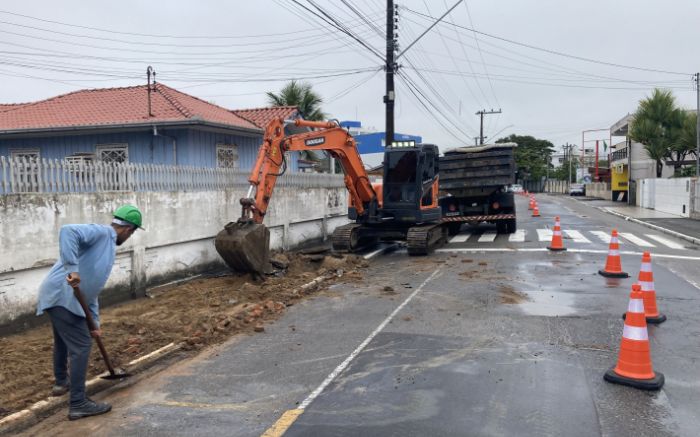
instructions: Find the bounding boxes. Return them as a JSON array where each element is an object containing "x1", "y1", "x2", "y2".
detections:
[
  {"x1": 475, "y1": 109, "x2": 502, "y2": 145},
  {"x1": 384, "y1": 0, "x2": 398, "y2": 147},
  {"x1": 695, "y1": 72, "x2": 699, "y2": 177}
]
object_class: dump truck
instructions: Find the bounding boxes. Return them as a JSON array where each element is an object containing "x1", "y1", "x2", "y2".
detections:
[{"x1": 438, "y1": 142, "x2": 517, "y2": 236}]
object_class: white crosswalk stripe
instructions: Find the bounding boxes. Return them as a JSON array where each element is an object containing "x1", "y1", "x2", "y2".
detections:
[
  {"x1": 478, "y1": 232, "x2": 498, "y2": 242},
  {"x1": 646, "y1": 234, "x2": 685, "y2": 250},
  {"x1": 536, "y1": 229, "x2": 552, "y2": 242},
  {"x1": 564, "y1": 230, "x2": 591, "y2": 243},
  {"x1": 590, "y1": 231, "x2": 612, "y2": 244},
  {"x1": 619, "y1": 232, "x2": 655, "y2": 247},
  {"x1": 449, "y1": 233, "x2": 471, "y2": 243},
  {"x1": 509, "y1": 229, "x2": 526, "y2": 242}
]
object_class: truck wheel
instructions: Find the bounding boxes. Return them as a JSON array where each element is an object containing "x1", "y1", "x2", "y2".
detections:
[
  {"x1": 505, "y1": 218, "x2": 517, "y2": 234},
  {"x1": 496, "y1": 221, "x2": 507, "y2": 234},
  {"x1": 447, "y1": 223, "x2": 462, "y2": 236}
]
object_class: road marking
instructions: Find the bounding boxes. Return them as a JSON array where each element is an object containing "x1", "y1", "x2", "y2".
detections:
[
  {"x1": 509, "y1": 229, "x2": 526, "y2": 242},
  {"x1": 619, "y1": 233, "x2": 655, "y2": 248},
  {"x1": 646, "y1": 234, "x2": 686, "y2": 250},
  {"x1": 449, "y1": 233, "x2": 471, "y2": 243},
  {"x1": 564, "y1": 230, "x2": 591, "y2": 243},
  {"x1": 478, "y1": 232, "x2": 497, "y2": 242},
  {"x1": 536, "y1": 229, "x2": 552, "y2": 241},
  {"x1": 261, "y1": 269, "x2": 442, "y2": 436},
  {"x1": 261, "y1": 409, "x2": 304, "y2": 437},
  {"x1": 590, "y1": 231, "x2": 612, "y2": 244},
  {"x1": 436, "y1": 247, "x2": 700, "y2": 260}
]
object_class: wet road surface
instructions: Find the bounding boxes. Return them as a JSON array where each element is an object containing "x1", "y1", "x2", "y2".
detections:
[{"x1": 21, "y1": 194, "x2": 700, "y2": 436}]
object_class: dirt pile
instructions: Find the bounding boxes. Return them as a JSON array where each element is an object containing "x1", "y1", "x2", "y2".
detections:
[{"x1": 0, "y1": 251, "x2": 366, "y2": 417}]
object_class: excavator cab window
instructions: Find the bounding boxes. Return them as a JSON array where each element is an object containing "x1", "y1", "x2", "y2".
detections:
[
  {"x1": 384, "y1": 150, "x2": 419, "y2": 204},
  {"x1": 420, "y1": 149, "x2": 436, "y2": 206}
]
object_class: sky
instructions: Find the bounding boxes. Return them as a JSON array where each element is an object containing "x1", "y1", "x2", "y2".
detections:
[{"x1": 1, "y1": 0, "x2": 698, "y2": 154}]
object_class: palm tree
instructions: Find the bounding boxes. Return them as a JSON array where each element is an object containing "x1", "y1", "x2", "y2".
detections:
[
  {"x1": 629, "y1": 89, "x2": 683, "y2": 177},
  {"x1": 266, "y1": 80, "x2": 326, "y2": 121},
  {"x1": 670, "y1": 111, "x2": 698, "y2": 174}
]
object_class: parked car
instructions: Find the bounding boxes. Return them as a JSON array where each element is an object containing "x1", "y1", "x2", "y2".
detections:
[
  {"x1": 569, "y1": 183, "x2": 585, "y2": 196},
  {"x1": 509, "y1": 184, "x2": 524, "y2": 193}
]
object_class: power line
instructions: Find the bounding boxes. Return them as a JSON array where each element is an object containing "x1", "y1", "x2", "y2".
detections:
[{"x1": 403, "y1": 7, "x2": 691, "y2": 76}]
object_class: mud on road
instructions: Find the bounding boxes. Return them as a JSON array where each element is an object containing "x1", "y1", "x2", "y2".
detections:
[{"x1": 0, "y1": 251, "x2": 366, "y2": 417}]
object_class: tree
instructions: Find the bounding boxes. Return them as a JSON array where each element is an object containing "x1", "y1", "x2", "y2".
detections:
[
  {"x1": 496, "y1": 134, "x2": 555, "y2": 181},
  {"x1": 670, "y1": 111, "x2": 698, "y2": 174},
  {"x1": 266, "y1": 80, "x2": 326, "y2": 121},
  {"x1": 629, "y1": 89, "x2": 684, "y2": 177}
]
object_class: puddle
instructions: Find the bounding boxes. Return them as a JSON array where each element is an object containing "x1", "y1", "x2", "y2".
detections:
[{"x1": 517, "y1": 290, "x2": 577, "y2": 316}]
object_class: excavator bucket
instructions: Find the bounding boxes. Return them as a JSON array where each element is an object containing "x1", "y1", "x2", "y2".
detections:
[{"x1": 214, "y1": 221, "x2": 271, "y2": 274}]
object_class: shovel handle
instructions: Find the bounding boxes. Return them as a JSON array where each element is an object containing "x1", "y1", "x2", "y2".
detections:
[{"x1": 72, "y1": 285, "x2": 116, "y2": 376}]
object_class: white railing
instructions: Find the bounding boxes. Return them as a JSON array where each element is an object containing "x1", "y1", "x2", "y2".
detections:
[{"x1": 0, "y1": 156, "x2": 346, "y2": 194}]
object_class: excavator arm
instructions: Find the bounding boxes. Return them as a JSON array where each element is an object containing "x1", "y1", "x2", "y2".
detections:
[
  {"x1": 241, "y1": 118, "x2": 377, "y2": 223},
  {"x1": 215, "y1": 117, "x2": 377, "y2": 275}
]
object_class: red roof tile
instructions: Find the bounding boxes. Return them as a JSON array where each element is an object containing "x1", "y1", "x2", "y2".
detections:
[
  {"x1": 233, "y1": 106, "x2": 300, "y2": 129},
  {"x1": 0, "y1": 84, "x2": 259, "y2": 132}
]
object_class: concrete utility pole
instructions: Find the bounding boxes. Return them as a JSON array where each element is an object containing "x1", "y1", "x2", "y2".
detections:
[
  {"x1": 695, "y1": 72, "x2": 699, "y2": 177},
  {"x1": 384, "y1": 0, "x2": 397, "y2": 147},
  {"x1": 475, "y1": 109, "x2": 502, "y2": 145}
]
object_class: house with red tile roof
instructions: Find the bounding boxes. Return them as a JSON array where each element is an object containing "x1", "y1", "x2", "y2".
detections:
[{"x1": 0, "y1": 83, "x2": 303, "y2": 172}]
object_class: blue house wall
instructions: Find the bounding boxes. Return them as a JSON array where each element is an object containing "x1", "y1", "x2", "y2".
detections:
[{"x1": 0, "y1": 127, "x2": 298, "y2": 172}]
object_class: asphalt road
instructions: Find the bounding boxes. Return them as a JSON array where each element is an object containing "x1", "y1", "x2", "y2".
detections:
[{"x1": 22, "y1": 194, "x2": 700, "y2": 437}]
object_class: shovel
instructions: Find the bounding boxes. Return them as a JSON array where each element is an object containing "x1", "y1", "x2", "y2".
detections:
[{"x1": 71, "y1": 284, "x2": 132, "y2": 380}]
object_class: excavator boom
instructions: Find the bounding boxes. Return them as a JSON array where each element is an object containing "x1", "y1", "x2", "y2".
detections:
[{"x1": 215, "y1": 118, "x2": 377, "y2": 274}]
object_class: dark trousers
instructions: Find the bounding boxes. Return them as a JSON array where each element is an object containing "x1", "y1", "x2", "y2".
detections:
[{"x1": 46, "y1": 306, "x2": 92, "y2": 407}]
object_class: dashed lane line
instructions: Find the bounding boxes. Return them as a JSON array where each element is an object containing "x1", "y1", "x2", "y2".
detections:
[
  {"x1": 508, "y1": 229, "x2": 526, "y2": 242},
  {"x1": 564, "y1": 230, "x2": 591, "y2": 243},
  {"x1": 536, "y1": 229, "x2": 552, "y2": 242},
  {"x1": 646, "y1": 234, "x2": 686, "y2": 250},
  {"x1": 477, "y1": 231, "x2": 497, "y2": 242},
  {"x1": 435, "y1": 247, "x2": 700, "y2": 261},
  {"x1": 260, "y1": 269, "x2": 442, "y2": 437},
  {"x1": 590, "y1": 231, "x2": 612, "y2": 244},
  {"x1": 449, "y1": 233, "x2": 471, "y2": 243},
  {"x1": 619, "y1": 232, "x2": 655, "y2": 248}
]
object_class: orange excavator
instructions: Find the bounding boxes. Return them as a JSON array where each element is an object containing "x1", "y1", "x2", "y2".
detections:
[{"x1": 214, "y1": 117, "x2": 444, "y2": 274}]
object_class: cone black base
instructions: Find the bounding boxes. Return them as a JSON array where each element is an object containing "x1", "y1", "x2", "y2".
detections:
[
  {"x1": 598, "y1": 270, "x2": 629, "y2": 278},
  {"x1": 604, "y1": 368, "x2": 664, "y2": 390},
  {"x1": 622, "y1": 313, "x2": 667, "y2": 324},
  {"x1": 547, "y1": 247, "x2": 566, "y2": 251}
]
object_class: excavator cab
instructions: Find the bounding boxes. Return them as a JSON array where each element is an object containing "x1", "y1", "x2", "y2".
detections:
[{"x1": 381, "y1": 142, "x2": 441, "y2": 224}]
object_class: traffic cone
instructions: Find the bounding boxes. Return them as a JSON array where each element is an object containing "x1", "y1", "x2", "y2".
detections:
[
  {"x1": 634, "y1": 252, "x2": 666, "y2": 324},
  {"x1": 598, "y1": 229, "x2": 629, "y2": 278},
  {"x1": 528, "y1": 197, "x2": 535, "y2": 210},
  {"x1": 547, "y1": 216, "x2": 566, "y2": 251},
  {"x1": 532, "y1": 203, "x2": 541, "y2": 217},
  {"x1": 604, "y1": 284, "x2": 664, "y2": 390}
]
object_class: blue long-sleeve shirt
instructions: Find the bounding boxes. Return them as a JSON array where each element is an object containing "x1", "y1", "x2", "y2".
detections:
[{"x1": 37, "y1": 224, "x2": 117, "y2": 328}]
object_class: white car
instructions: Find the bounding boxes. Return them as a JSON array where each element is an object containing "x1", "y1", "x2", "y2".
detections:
[
  {"x1": 569, "y1": 183, "x2": 585, "y2": 196},
  {"x1": 509, "y1": 184, "x2": 524, "y2": 193}
]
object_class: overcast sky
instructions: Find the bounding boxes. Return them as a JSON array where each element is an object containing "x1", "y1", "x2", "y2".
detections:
[{"x1": 1, "y1": 0, "x2": 698, "y2": 153}]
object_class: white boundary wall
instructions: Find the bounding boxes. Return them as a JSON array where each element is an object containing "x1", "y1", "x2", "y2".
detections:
[
  {"x1": 637, "y1": 177, "x2": 697, "y2": 217},
  {"x1": 0, "y1": 185, "x2": 349, "y2": 327}
]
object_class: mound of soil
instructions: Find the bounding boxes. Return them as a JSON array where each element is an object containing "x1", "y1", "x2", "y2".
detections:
[{"x1": 0, "y1": 252, "x2": 366, "y2": 417}]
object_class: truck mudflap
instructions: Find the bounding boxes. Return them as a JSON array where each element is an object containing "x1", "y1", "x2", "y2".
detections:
[{"x1": 441, "y1": 213, "x2": 516, "y2": 223}]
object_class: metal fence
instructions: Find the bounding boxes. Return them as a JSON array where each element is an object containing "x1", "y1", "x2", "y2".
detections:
[{"x1": 0, "y1": 156, "x2": 346, "y2": 194}]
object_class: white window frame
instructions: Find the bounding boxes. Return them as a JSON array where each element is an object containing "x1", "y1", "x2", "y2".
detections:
[
  {"x1": 9, "y1": 148, "x2": 41, "y2": 192},
  {"x1": 216, "y1": 143, "x2": 239, "y2": 169},
  {"x1": 95, "y1": 143, "x2": 129, "y2": 164}
]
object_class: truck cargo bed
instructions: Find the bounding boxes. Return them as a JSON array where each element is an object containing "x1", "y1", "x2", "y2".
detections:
[{"x1": 438, "y1": 143, "x2": 516, "y2": 197}]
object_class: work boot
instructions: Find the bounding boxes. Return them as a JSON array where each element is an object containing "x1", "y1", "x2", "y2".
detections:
[
  {"x1": 68, "y1": 399, "x2": 112, "y2": 421},
  {"x1": 51, "y1": 384, "x2": 69, "y2": 397}
]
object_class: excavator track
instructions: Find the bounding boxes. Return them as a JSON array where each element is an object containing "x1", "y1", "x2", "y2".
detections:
[
  {"x1": 331, "y1": 223, "x2": 364, "y2": 252},
  {"x1": 407, "y1": 223, "x2": 446, "y2": 256}
]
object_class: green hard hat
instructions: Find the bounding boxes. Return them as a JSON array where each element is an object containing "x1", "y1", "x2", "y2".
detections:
[{"x1": 114, "y1": 204, "x2": 144, "y2": 229}]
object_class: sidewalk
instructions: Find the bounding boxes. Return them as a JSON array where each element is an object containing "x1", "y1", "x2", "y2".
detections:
[{"x1": 576, "y1": 198, "x2": 700, "y2": 244}]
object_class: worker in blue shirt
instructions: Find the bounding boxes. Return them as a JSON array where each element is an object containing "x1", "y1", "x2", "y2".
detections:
[{"x1": 36, "y1": 205, "x2": 143, "y2": 421}]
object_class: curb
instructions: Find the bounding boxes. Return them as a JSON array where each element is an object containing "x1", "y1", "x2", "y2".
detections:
[
  {"x1": 0, "y1": 342, "x2": 182, "y2": 435},
  {"x1": 599, "y1": 207, "x2": 700, "y2": 246}
]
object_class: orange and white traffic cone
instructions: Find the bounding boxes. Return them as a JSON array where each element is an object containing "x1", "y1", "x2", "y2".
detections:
[
  {"x1": 635, "y1": 252, "x2": 666, "y2": 324},
  {"x1": 547, "y1": 216, "x2": 566, "y2": 251},
  {"x1": 604, "y1": 284, "x2": 664, "y2": 390},
  {"x1": 528, "y1": 197, "x2": 535, "y2": 210},
  {"x1": 532, "y1": 203, "x2": 541, "y2": 217},
  {"x1": 598, "y1": 229, "x2": 629, "y2": 278}
]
